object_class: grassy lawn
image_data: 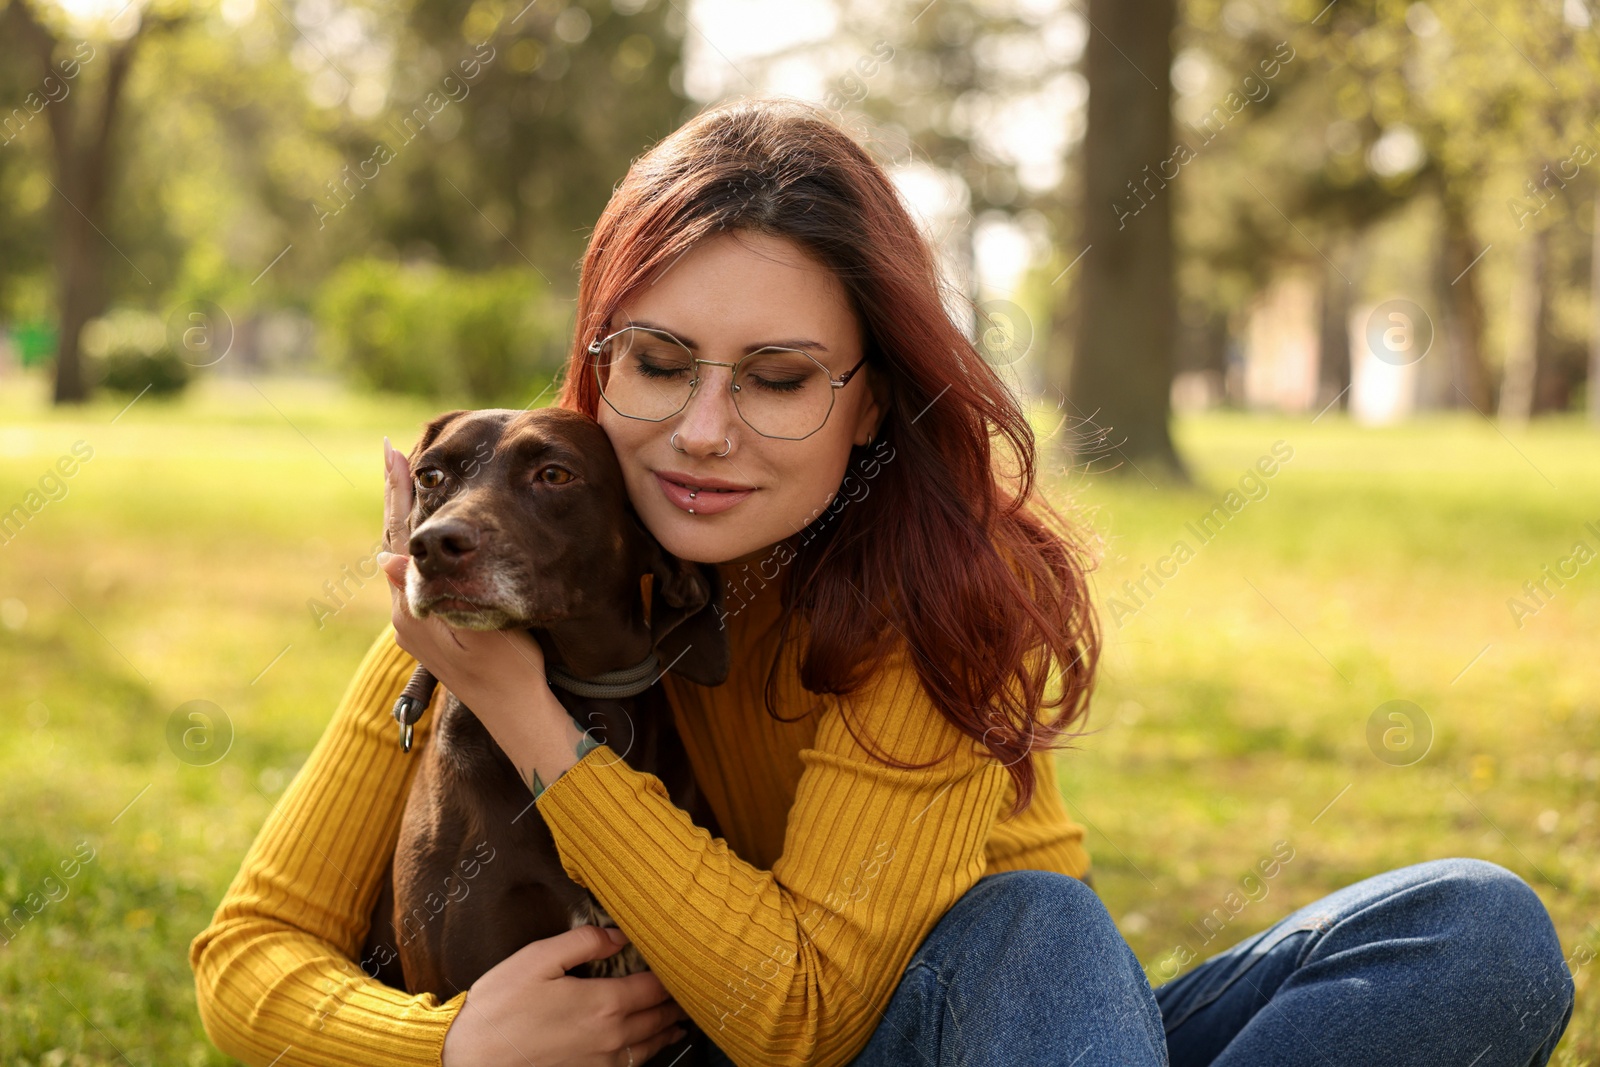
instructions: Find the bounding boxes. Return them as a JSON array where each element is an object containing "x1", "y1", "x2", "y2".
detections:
[{"x1": 0, "y1": 369, "x2": 1594, "y2": 1062}]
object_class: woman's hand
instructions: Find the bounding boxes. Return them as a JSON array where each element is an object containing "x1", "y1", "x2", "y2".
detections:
[
  {"x1": 376, "y1": 437, "x2": 548, "y2": 718},
  {"x1": 441, "y1": 925, "x2": 689, "y2": 1067}
]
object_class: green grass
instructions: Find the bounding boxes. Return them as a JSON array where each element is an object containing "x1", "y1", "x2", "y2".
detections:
[
  {"x1": 1044, "y1": 408, "x2": 1600, "y2": 1061},
  {"x1": 0, "y1": 369, "x2": 1594, "y2": 1062}
]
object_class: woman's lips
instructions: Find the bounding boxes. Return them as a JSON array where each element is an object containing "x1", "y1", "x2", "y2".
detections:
[{"x1": 654, "y1": 472, "x2": 755, "y2": 515}]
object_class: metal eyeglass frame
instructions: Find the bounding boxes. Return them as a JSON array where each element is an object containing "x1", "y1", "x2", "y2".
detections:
[{"x1": 587, "y1": 324, "x2": 869, "y2": 441}]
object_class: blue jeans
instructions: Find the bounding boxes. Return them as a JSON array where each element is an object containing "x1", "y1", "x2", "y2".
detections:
[{"x1": 700, "y1": 858, "x2": 1574, "y2": 1066}]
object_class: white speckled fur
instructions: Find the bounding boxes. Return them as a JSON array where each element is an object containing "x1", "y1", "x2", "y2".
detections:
[
  {"x1": 405, "y1": 550, "x2": 528, "y2": 631},
  {"x1": 570, "y1": 896, "x2": 649, "y2": 977}
]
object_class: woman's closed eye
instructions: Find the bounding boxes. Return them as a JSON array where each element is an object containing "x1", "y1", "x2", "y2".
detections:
[
  {"x1": 636, "y1": 358, "x2": 693, "y2": 380},
  {"x1": 744, "y1": 372, "x2": 807, "y2": 394}
]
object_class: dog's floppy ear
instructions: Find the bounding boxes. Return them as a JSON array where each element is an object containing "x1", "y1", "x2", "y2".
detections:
[
  {"x1": 640, "y1": 529, "x2": 730, "y2": 687},
  {"x1": 407, "y1": 409, "x2": 471, "y2": 467},
  {"x1": 399, "y1": 410, "x2": 471, "y2": 536}
]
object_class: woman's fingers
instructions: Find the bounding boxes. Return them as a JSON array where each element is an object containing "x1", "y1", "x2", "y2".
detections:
[
  {"x1": 383, "y1": 436, "x2": 393, "y2": 543},
  {"x1": 603, "y1": 968, "x2": 678, "y2": 1018},
  {"x1": 380, "y1": 438, "x2": 414, "y2": 594},
  {"x1": 441, "y1": 927, "x2": 690, "y2": 1067},
  {"x1": 519, "y1": 925, "x2": 630, "y2": 979},
  {"x1": 617, "y1": 1019, "x2": 689, "y2": 1067},
  {"x1": 380, "y1": 438, "x2": 418, "y2": 651},
  {"x1": 618, "y1": 998, "x2": 690, "y2": 1046},
  {"x1": 383, "y1": 436, "x2": 414, "y2": 556}
]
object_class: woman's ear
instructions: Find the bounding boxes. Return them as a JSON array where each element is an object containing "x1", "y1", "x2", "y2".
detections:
[
  {"x1": 853, "y1": 362, "x2": 888, "y2": 447},
  {"x1": 639, "y1": 525, "x2": 732, "y2": 687}
]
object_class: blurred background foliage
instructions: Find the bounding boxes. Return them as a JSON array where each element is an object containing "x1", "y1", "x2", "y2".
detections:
[
  {"x1": 0, "y1": 0, "x2": 1595, "y2": 443},
  {"x1": 0, "y1": 0, "x2": 688, "y2": 403},
  {"x1": 316, "y1": 259, "x2": 563, "y2": 401}
]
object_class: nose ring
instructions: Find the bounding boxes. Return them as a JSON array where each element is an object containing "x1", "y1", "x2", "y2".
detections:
[{"x1": 671, "y1": 432, "x2": 731, "y2": 457}]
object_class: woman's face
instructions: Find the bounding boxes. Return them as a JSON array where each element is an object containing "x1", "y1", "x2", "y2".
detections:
[{"x1": 595, "y1": 230, "x2": 883, "y2": 566}]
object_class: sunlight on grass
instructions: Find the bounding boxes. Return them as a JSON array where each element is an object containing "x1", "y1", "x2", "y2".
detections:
[
  {"x1": 1, "y1": 375, "x2": 1594, "y2": 1062},
  {"x1": 1035, "y1": 406, "x2": 1599, "y2": 1062}
]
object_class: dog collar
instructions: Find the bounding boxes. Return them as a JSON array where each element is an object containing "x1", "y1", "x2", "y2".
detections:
[{"x1": 546, "y1": 652, "x2": 662, "y2": 700}]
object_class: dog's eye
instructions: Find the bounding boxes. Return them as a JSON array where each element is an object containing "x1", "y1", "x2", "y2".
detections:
[
  {"x1": 538, "y1": 466, "x2": 574, "y2": 485},
  {"x1": 416, "y1": 468, "x2": 446, "y2": 490}
]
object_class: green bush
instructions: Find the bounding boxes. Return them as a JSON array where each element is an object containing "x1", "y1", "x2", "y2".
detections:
[
  {"x1": 98, "y1": 347, "x2": 191, "y2": 396},
  {"x1": 316, "y1": 259, "x2": 566, "y2": 404},
  {"x1": 83, "y1": 309, "x2": 191, "y2": 398}
]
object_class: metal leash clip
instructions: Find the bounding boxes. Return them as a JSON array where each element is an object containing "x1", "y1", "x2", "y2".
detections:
[{"x1": 392, "y1": 666, "x2": 439, "y2": 753}]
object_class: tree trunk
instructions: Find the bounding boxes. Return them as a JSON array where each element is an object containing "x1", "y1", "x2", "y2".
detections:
[
  {"x1": 1317, "y1": 242, "x2": 1352, "y2": 412},
  {"x1": 1590, "y1": 192, "x2": 1600, "y2": 425},
  {"x1": 52, "y1": 186, "x2": 102, "y2": 404},
  {"x1": 1438, "y1": 196, "x2": 1494, "y2": 412},
  {"x1": 59, "y1": 39, "x2": 141, "y2": 403},
  {"x1": 1066, "y1": 0, "x2": 1185, "y2": 479},
  {"x1": 1500, "y1": 227, "x2": 1548, "y2": 424},
  {"x1": 10, "y1": 0, "x2": 144, "y2": 404}
]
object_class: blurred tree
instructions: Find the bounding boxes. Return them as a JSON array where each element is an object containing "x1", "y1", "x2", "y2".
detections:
[
  {"x1": 3, "y1": 0, "x2": 185, "y2": 403},
  {"x1": 735, "y1": 0, "x2": 1089, "y2": 395},
  {"x1": 318, "y1": 0, "x2": 690, "y2": 292},
  {"x1": 1070, "y1": 0, "x2": 1185, "y2": 478},
  {"x1": 754, "y1": 0, "x2": 1191, "y2": 473},
  {"x1": 7, "y1": 0, "x2": 1596, "y2": 421},
  {"x1": 0, "y1": 0, "x2": 689, "y2": 401},
  {"x1": 1500, "y1": 225, "x2": 1547, "y2": 422},
  {"x1": 1297, "y1": 0, "x2": 1539, "y2": 413},
  {"x1": 317, "y1": 258, "x2": 564, "y2": 401},
  {"x1": 756, "y1": 0, "x2": 1199, "y2": 461},
  {"x1": 1183, "y1": 0, "x2": 1600, "y2": 417},
  {"x1": 1173, "y1": 0, "x2": 1422, "y2": 414},
  {"x1": 1591, "y1": 193, "x2": 1600, "y2": 425},
  {"x1": 0, "y1": 12, "x2": 55, "y2": 331},
  {"x1": 1517, "y1": 181, "x2": 1599, "y2": 415}
]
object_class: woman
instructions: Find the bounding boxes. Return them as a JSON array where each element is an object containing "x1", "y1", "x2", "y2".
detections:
[{"x1": 191, "y1": 98, "x2": 1574, "y2": 1066}]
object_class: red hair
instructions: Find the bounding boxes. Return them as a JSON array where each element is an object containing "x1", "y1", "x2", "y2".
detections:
[{"x1": 557, "y1": 97, "x2": 1101, "y2": 816}]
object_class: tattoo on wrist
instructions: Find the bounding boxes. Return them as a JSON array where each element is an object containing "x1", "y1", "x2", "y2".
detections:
[{"x1": 524, "y1": 732, "x2": 603, "y2": 800}]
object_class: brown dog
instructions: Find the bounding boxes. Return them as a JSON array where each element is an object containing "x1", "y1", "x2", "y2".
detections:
[{"x1": 360, "y1": 407, "x2": 727, "y2": 1064}]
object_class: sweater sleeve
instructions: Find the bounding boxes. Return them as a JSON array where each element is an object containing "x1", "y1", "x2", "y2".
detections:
[
  {"x1": 533, "y1": 644, "x2": 1010, "y2": 1067},
  {"x1": 188, "y1": 625, "x2": 466, "y2": 1066}
]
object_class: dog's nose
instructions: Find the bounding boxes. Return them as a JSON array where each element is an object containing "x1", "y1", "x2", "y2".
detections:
[{"x1": 410, "y1": 519, "x2": 481, "y2": 578}]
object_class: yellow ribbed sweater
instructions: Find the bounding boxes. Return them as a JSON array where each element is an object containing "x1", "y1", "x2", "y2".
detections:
[{"x1": 189, "y1": 567, "x2": 1091, "y2": 1067}]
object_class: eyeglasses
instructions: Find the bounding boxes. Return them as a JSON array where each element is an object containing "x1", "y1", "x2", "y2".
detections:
[{"x1": 588, "y1": 325, "x2": 868, "y2": 441}]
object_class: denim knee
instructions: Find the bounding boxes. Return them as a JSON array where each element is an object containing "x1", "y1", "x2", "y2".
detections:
[
  {"x1": 929, "y1": 870, "x2": 1161, "y2": 1014},
  {"x1": 959, "y1": 869, "x2": 1096, "y2": 929},
  {"x1": 935, "y1": 870, "x2": 1107, "y2": 966},
  {"x1": 849, "y1": 870, "x2": 1166, "y2": 1066},
  {"x1": 921, "y1": 870, "x2": 1166, "y2": 1063},
  {"x1": 1425, "y1": 858, "x2": 1574, "y2": 1031}
]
